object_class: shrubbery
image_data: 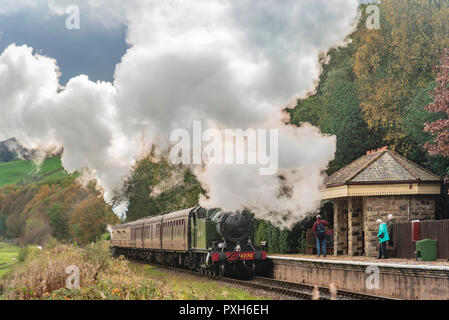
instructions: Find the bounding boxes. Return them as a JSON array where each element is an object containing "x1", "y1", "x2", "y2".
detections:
[
  {"x1": 0, "y1": 178, "x2": 119, "y2": 246},
  {"x1": 3, "y1": 241, "x2": 165, "y2": 300}
]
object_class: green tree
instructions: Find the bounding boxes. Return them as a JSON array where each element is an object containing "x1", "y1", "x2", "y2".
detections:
[
  {"x1": 254, "y1": 220, "x2": 269, "y2": 246},
  {"x1": 290, "y1": 44, "x2": 382, "y2": 174},
  {"x1": 45, "y1": 201, "x2": 69, "y2": 240},
  {"x1": 122, "y1": 155, "x2": 205, "y2": 222},
  {"x1": 268, "y1": 224, "x2": 280, "y2": 253},
  {"x1": 279, "y1": 229, "x2": 290, "y2": 254}
]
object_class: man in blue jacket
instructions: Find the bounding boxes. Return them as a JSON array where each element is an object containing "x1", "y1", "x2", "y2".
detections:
[
  {"x1": 376, "y1": 219, "x2": 390, "y2": 259},
  {"x1": 312, "y1": 215, "x2": 329, "y2": 258}
]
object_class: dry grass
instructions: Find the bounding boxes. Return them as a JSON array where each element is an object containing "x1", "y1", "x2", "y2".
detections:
[
  {"x1": 1, "y1": 242, "x2": 266, "y2": 300},
  {"x1": 135, "y1": 264, "x2": 267, "y2": 300},
  {"x1": 2, "y1": 242, "x2": 132, "y2": 299}
]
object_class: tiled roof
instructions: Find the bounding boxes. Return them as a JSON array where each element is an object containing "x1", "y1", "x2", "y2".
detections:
[{"x1": 324, "y1": 149, "x2": 441, "y2": 188}]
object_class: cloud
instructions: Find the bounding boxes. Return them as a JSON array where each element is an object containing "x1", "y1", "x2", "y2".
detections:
[
  {"x1": 0, "y1": 44, "x2": 137, "y2": 205},
  {"x1": 0, "y1": 0, "x2": 39, "y2": 15},
  {"x1": 0, "y1": 1, "x2": 359, "y2": 226}
]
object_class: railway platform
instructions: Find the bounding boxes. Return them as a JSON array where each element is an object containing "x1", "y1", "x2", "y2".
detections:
[{"x1": 267, "y1": 255, "x2": 449, "y2": 300}]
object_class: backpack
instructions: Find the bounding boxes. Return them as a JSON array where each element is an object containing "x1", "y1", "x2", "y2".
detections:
[{"x1": 317, "y1": 221, "x2": 326, "y2": 240}]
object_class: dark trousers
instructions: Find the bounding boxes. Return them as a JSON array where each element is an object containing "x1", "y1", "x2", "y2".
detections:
[
  {"x1": 378, "y1": 242, "x2": 387, "y2": 258},
  {"x1": 316, "y1": 238, "x2": 326, "y2": 256}
]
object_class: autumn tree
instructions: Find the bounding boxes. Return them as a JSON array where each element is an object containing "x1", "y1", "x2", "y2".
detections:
[
  {"x1": 354, "y1": 0, "x2": 449, "y2": 152},
  {"x1": 0, "y1": 175, "x2": 120, "y2": 244},
  {"x1": 20, "y1": 212, "x2": 52, "y2": 245},
  {"x1": 69, "y1": 194, "x2": 119, "y2": 245},
  {"x1": 424, "y1": 48, "x2": 449, "y2": 164}
]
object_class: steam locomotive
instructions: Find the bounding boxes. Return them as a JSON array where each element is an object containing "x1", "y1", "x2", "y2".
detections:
[{"x1": 110, "y1": 206, "x2": 267, "y2": 278}]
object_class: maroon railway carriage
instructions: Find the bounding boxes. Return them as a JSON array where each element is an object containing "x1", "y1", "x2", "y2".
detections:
[{"x1": 111, "y1": 206, "x2": 267, "y2": 279}]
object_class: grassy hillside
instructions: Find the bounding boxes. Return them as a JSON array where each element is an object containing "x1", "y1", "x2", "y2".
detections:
[
  {"x1": 0, "y1": 155, "x2": 118, "y2": 246},
  {"x1": 0, "y1": 156, "x2": 69, "y2": 188}
]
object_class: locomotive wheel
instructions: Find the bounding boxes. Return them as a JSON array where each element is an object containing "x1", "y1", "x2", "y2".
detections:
[
  {"x1": 219, "y1": 263, "x2": 226, "y2": 277},
  {"x1": 245, "y1": 269, "x2": 255, "y2": 280}
]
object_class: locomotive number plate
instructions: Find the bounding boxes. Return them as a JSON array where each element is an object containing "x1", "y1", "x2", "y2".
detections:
[{"x1": 238, "y1": 252, "x2": 254, "y2": 259}]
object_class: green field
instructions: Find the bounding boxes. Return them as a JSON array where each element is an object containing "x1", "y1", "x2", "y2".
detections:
[
  {"x1": 0, "y1": 242, "x2": 20, "y2": 278},
  {"x1": 0, "y1": 156, "x2": 69, "y2": 187}
]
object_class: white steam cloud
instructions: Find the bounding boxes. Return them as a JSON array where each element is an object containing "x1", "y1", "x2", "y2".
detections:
[{"x1": 0, "y1": 0, "x2": 359, "y2": 227}]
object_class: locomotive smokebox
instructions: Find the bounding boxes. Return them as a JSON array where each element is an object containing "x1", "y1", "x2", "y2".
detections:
[{"x1": 212, "y1": 211, "x2": 252, "y2": 243}]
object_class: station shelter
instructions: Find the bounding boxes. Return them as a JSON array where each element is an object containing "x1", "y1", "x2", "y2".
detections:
[{"x1": 320, "y1": 147, "x2": 442, "y2": 257}]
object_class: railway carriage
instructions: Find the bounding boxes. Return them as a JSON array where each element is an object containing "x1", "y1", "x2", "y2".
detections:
[{"x1": 111, "y1": 206, "x2": 266, "y2": 279}]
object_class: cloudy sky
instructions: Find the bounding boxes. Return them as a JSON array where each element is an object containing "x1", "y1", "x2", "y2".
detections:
[
  {"x1": 0, "y1": 1, "x2": 128, "y2": 84},
  {"x1": 0, "y1": 1, "x2": 360, "y2": 224},
  {"x1": 0, "y1": 0, "x2": 369, "y2": 84}
]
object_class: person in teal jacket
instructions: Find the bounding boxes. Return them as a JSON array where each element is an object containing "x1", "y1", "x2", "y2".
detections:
[{"x1": 376, "y1": 219, "x2": 390, "y2": 259}]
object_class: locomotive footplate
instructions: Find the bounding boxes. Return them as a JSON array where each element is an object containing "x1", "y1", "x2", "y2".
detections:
[{"x1": 211, "y1": 251, "x2": 267, "y2": 262}]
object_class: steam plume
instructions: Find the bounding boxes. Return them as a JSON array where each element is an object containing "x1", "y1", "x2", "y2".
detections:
[{"x1": 0, "y1": 0, "x2": 359, "y2": 225}]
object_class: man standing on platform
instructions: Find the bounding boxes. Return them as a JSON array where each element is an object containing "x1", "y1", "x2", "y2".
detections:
[{"x1": 312, "y1": 215, "x2": 329, "y2": 258}]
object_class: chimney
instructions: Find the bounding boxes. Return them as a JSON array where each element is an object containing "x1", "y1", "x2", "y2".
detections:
[{"x1": 366, "y1": 146, "x2": 388, "y2": 155}]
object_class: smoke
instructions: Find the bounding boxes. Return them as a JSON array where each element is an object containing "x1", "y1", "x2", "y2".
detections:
[
  {"x1": 0, "y1": 0, "x2": 359, "y2": 225},
  {"x1": 150, "y1": 167, "x2": 187, "y2": 198},
  {"x1": 196, "y1": 122, "x2": 336, "y2": 228}
]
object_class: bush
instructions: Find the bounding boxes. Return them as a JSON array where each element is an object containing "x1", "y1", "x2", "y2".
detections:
[
  {"x1": 3, "y1": 241, "x2": 165, "y2": 300},
  {"x1": 43, "y1": 279, "x2": 162, "y2": 300},
  {"x1": 101, "y1": 233, "x2": 111, "y2": 241},
  {"x1": 17, "y1": 245, "x2": 42, "y2": 263}
]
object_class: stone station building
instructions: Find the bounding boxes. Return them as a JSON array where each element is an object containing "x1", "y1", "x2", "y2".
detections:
[{"x1": 320, "y1": 147, "x2": 442, "y2": 257}]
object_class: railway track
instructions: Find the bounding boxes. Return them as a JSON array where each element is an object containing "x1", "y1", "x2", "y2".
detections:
[
  {"x1": 146, "y1": 264, "x2": 392, "y2": 300},
  {"x1": 81, "y1": 246, "x2": 394, "y2": 300}
]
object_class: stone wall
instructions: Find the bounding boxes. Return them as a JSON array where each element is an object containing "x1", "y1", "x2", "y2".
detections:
[
  {"x1": 333, "y1": 199, "x2": 348, "y2": 255},
  {"x1": 269, "y1": 256, "x2": 449, "y2": 300},
  {"x1": 363, "y1": 195, "x2": 436, "y2": 257},
  {"x1": 348, "y1": 197, "x2": 364, "y2": 256}
]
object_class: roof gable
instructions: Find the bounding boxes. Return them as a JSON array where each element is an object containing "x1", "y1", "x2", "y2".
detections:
[
  {"x1": 351, "y1": 152, "x2": 414, "y2": 182},
  {"x1": 324, "y1": 149, "x2": 441, "y2": 188}
]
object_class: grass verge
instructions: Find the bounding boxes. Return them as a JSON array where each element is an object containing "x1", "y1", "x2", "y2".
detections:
[
  {"x1": 1, "y1": 241, "x2": 267, "y2": 300},
  {"x1": 0, "y1": 242, "x2": 20, "y2": 279}
]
